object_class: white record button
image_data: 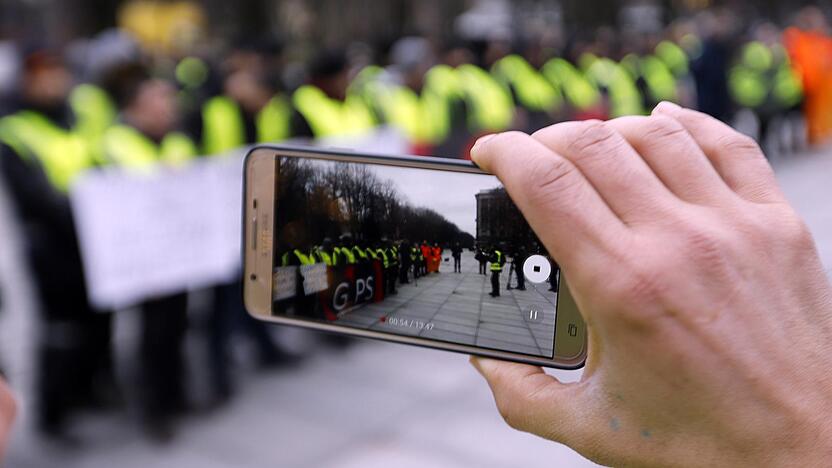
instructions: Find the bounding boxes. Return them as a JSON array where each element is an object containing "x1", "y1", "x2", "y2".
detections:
[{"x1": 523, "y1": 255, "x2": 552, "y2": 283}]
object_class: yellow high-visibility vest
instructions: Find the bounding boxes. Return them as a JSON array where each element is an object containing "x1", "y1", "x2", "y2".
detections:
[
  {"x1": 492, "y1": 54, "x2": 562, "y2": 112},
  {"x1": 490, "y1": 251, "x2": 503, "y2": 272},
  {"x1": 655, "y1": 40, "x2": 689, "y2": 77},
  {"x1": 69, "y1": 84, "x2": 116, "y2": 166},
  {"x1": 583, "y1": 54, "x2": 644, "y2": 117},
  {"x1": 202, "y1": 96, "x2": 246, "y2": 155},
  {"x1": 542, "y1": 58, "x2": 601, "y2": 111},
  {"x1": 292, "y1": 85, "x2": 375, "y2": 138},
  {"x1": 103, "y1": 125, "x2": 197, "y2": 170},
  {"x1": 457, "y1": 64, "x2": 514, "y2": 132},
  {"x1": 0, "y1": 111, "x2": 92, "y2": 192}
]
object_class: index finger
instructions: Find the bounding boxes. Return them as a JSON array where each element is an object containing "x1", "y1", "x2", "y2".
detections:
[{"x1": 471, "y1": 131, "x2": 628, "y2": 271}]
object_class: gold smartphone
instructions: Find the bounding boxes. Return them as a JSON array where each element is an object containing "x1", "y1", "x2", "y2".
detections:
[{"x1": 243, "y1": 145, "x2": 586, "y2": 369}]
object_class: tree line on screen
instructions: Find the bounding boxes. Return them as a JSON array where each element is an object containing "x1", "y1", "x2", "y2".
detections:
[{"x1": 277, "y1": 158, "x2": 475, "y2": 248}]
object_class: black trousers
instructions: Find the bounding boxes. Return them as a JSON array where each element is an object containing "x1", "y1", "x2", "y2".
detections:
[
  {"x1": 386, "y1": 266, "x2": 398, "y2": 293},
  {"x1": 490, "y1": 271, "x2": 500, "y2": 296},
  {"x1": 140, "y1": 292, "x2": 188, "y2": 421},
  {"x1": 479, "y1": 261, "x2": 487, "y2": 275},
  {"x1": 516, "y1": 267, "x2": 525, "y2": 290},
  {"x1": 453, "y1": 257, "x2": 461, "y2": 272}
]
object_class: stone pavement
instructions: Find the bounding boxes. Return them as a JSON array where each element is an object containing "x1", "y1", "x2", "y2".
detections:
[
  {"x1": 1, "y1": 147, "x2": 831, "y2": 468},
  {"x1": 336, "y1": 251, "x2": 558, "y2": 358}
]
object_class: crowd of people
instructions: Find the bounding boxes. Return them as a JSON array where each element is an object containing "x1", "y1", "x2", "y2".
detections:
[{"x1": 1, "y1": 0, "x2": 831, "y2": 447}]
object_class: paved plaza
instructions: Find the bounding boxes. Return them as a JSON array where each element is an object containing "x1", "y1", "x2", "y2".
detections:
[
  {"x1": 336, "y1": 251, "x2": 558, "y2": 358},
  {"x1": 1, "y1": 148, "x2": 831, "y2": 467}
]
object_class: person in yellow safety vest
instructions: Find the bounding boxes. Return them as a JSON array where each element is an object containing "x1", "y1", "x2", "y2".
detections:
[
  {"x1": 620, "y1": 51, "x2": 678, "y2": 108},
  {"x1": 388, "y1": 241, "x2": 400, "y2": 293},
  {"x1": 655, "y1": 40, "x2": 690, "y2": 79},
  {"x1": 581, "y1": 53, "x2": 644, "y2": 117},
  {"x1": 291, "y1": 49, "x2": 375, "y2": 139},
  {"x1": 729, "y1": 30, "x2": 804, "y2": 152},
  {"x1": 69, "y1": 83, "x2": 117, "y2": 166},
  {"x1": 492, "y1": 54, "x2": 564, "y2": 129},
  {"x1": 489, "y1": 246, "x2": 505, "y2": 298},
  {"x1": 541, "y1": 57, "x2": 603, "y2": 118},
  {"x1": 101, "y1": 63, "x2": 198, "y2": 171},
  {"x1": 99, "y1": 61, "x2": 195, "y2": 439},
  {"x1": 281, "y1": 248, "x2": 317, "y2": 267},
  {"x1": 456, "y1": 64, "x2": 515, "y2": 134},
  {"x1": 201, "y1": 55, "x2": 291, "y2": 155},
  {"x1": 314, "y1": 238, "x2": 336, "y2": 267},
  {"x1": 0, "y1": 48, "x2": 116, "y2": 436},
  {"x1": 335, "y1": 234, "x2": 357, "y2": 265}
]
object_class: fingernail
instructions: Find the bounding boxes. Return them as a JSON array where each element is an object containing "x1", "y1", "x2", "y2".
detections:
[
  {"x1": 471, "y1": 133, "x2": 498, "y2": 156},
  {"x1": 653, "y1": 101, "x2": 681, "y2": 115}
]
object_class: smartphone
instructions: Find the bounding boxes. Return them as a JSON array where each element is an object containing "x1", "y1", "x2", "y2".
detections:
[{"x1": 243, "y1": 145, "x2": 586, "y2": 369}]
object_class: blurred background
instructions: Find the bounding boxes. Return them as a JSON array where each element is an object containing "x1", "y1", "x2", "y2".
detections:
[{"x1": 1, "y1": 0, "x2": 831, "y2": 466}]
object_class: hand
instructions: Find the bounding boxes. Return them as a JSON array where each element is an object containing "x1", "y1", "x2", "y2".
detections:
[
  {"x1": 0, "y1": 377, "x2": 15, "y2": 460},
  {"x1": 469, "y1": 102, "x2": 832, "y2": 467}
]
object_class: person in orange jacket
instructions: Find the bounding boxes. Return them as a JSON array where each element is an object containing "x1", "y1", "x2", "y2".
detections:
[
  {"x1": 785, "y1": 7, "x2": 832, "y2": 145},
  {"x1": 432, "y1": 243, "x2": 442, "y2": 273},
  {"x1": 420, "y1": 241, "x2": 431, "y2": 275}
]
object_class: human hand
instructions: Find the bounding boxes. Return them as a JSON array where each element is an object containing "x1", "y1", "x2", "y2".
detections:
[
  {"x1": 469, "y1": 102, "x2": 832, "y2": 467},
  {"x1": 0, "y1": 377, "x2": 15, "y2": 460}
]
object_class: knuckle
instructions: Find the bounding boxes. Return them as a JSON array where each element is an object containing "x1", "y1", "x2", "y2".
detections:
[
  {"x1": 717, "y1": 132, "x2": 762, "y2": 157},
  {"x1": 565, "y1": 120, "x2": 621, "y2": 156},
  {"x1": 776, "y1": 209, "x2": 815, "y2": 252},
  {"x1": 642, "y1": 115, "x2": 689, "y2": 143},
  {"x1": 526, "y1": 156, "x2": 581, "y2": 204}
]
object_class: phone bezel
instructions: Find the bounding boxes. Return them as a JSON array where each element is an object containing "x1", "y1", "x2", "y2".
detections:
[{"x1": 243, "y1": 144, "x2": 587, "y2": 369}]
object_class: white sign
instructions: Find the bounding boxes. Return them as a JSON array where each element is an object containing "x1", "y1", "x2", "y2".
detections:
[
  {"x1": 300, "y1": 263, "x2": 329, "y2": 294},
  {"x1": 273, "y1": 266, "x2": 297, "y2": 301},
  {"x1": 70, "y1": 153, "x2": 244, "y2": 309}
]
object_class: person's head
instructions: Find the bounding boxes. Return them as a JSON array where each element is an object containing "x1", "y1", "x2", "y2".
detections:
[
  {"x1": 308, "y1": 49, "x2": 349, "y2": 101},
  {"x1": 21, "y1": 48, "x2": 73, "y2": 109},
  {"x1": 390, "y1": 36, "x2": 434, "y2": 91},
  {"x1": 322, "y1": 237, "x2": 333, "y2": 251},
  {"x1": 339, "y1": 233, "x2": 354, "y2": 247},
  {"x1": 102, "y1": 62, "x2": 179, "y2": 140},
  {"x1": 795, "y1": 6, "x2": 830, "y2": 33}
]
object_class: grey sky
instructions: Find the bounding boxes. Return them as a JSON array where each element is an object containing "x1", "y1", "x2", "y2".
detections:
[
  {"x1": 303, "y1": 158, "x2": 502, "y2": 236},
  {"x1": 370, "y1": 164, "x2": 501, "y2": 236}
]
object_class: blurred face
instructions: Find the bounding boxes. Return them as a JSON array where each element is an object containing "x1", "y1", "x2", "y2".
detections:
[
  {"x1": 225, "y1": 70, "x2": 271, "y2": 114},
  {"x1": 24, "y1": 63, "x2": 73, "y2": 107},
  {"x1": 126, "y1": 79, "x2": 178, "y2": 140}
]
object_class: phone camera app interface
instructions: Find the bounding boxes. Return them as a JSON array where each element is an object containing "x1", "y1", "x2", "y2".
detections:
[{"x1": 272, "y1": 156, "x2": 559, "y2": 358}]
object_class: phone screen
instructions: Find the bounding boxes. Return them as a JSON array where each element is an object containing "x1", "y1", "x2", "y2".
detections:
[{"x1": 272, "y1": 155, "x2": 560, "y2": 359}]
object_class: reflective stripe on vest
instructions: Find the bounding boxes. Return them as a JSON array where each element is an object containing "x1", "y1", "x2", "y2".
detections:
[
  {"x1": 0, "y1": 111, "x2": 91, "y2": 192},
  {"x1": 492, "y1": 54, "x2": 562, "y2": 112},
  {"x1": 491, "y1": 251, "x2": 503, "y2": 272}
]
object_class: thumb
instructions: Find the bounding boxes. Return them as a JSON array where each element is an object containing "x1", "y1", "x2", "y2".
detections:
[
  {"x1": 470, "y1": 356, "x2": 589, "y2": 446},
  {"x1": 470, "y1": 131, "x2": 625, "y2": 271}
]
